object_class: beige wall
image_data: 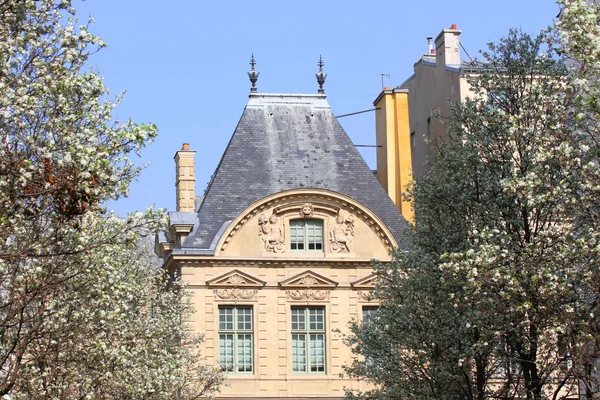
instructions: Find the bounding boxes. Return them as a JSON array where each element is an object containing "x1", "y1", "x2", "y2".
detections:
[
  {"x1": 401, "y1": 61, "x2": 467, "y2": 179},
  {"x1": 181, "y1": 261, "x2": 378, "y2": 399}
]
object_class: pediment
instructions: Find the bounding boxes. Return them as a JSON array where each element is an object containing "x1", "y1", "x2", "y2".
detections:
[
  {"x1": 351, "y1": 273, "x2": 377, "y2": 289},
  {"x1": 279, "y1": 270, "x2": 338, "y2": 289},
  {"x1": 206, "y1": 269, "x2": 266, "y2": 288}
]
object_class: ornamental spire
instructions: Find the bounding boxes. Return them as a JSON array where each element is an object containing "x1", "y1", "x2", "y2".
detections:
[
  {"x1": 315, "y1": 55, "x2": 327, "y2": 94},
  {"x1": 248, "y1": 54, "x2": 259, "y2": 93}
]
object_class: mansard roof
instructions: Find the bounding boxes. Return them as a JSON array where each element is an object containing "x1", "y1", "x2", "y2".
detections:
[{"x1": 178, "y1": 92, "x2": 409, "y2": 254}]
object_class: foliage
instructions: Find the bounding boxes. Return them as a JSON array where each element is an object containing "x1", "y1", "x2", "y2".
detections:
[
  {"x1": 344, "y1": 6, "x2": 600, "y2": 399},
  {"x1": 0, "y1": 1, "x2": 223, "y2": 398}
]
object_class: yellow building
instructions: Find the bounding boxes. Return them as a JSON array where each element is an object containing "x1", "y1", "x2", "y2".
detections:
[
  {"x1": 156, "y1": 58, "x2": 412, "y2": 399},
  {"x1": 373, "y1": 87, "x2": 413, "y2": 223}
]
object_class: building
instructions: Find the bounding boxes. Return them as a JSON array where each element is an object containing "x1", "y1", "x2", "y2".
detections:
[
  {"x1": 156, "y1": 57, "x2": 412, "y2": 399},
  {"x1": 399, "y1": 24, "x2": 480, "y2": 179}
]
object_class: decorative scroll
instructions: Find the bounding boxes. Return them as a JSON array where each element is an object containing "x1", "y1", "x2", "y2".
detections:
[
  {"x1": 285, "y1": 289, "x2": 330, "y2": 301},
  {"x1": 214, "y1": 288, "x2": 257, "y2": 300}
]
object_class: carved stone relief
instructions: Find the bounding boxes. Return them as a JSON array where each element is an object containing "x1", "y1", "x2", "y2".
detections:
[
  {"x1": 300, "y1": 203, "x2": 314, "y2": 218},
  {"x1": 357, "y1": 290, "x2": 372, "y2": 301},
  {"x1": 285, "y1": 289, "x2": 330, "y2": 301},
  {"x1": 214, "y1": 288, "x2": 257, "y2": 300},
  {"x1": 225, "y1": 273, "x2": 247, "y2": 285},
  {"x1": 298, "y1": 275, "x2": 319, "y2": 286},
  {"x1": 258, "y1": 212, "x2": 284, "y2": 253},
  {"x1": 329, "y1": 212, "x2": 355, "y2": 253}
]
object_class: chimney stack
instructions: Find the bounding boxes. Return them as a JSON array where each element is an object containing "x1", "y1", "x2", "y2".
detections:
[
  {"x1": 435, "y1": 24, "x2": 462, "y2": 67},
  {"x1": 174, "y1": 143, "x2": 196, "y2": 213}
]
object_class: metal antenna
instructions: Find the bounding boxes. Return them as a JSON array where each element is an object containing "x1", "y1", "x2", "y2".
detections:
[{"x1": 376, "y1": 73, "x2": 390, "y2": 90}]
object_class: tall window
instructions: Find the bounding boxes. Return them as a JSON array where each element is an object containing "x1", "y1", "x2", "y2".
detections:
[
  {"x1": 290, "y1": 219, "x2": 323, "y2": 251},
  {"x1": 218, "y1": 306, "x2": 253, "y2": 373},
  {"x1": 291, "y1": 306, "x2": 326, "y2": 373}
]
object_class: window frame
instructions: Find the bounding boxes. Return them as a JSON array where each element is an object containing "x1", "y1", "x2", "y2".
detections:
[
  {"x1": 362, "y1": 305, "x2": 379, "y2": 327},
  {"x1": 289, "y1": 219, "x2": 324, "y2": 252},
  {"x1": 218, "y1": 305, "x2": 254, "y2": 374},
  {"x1": 290, "y1": 306, "x2": 326, "y2": 374}
]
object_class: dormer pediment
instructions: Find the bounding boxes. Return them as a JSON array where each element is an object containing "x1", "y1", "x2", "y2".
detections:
[
  {"x1": 351, "y1": 273, "x2": 377, "y2": 289},
  {"x1": 206, "y1": 269, "x2": 266, "y2": 288},
  {"x1": 279, "y1": 270, "x2": 338, "y2": 289}
]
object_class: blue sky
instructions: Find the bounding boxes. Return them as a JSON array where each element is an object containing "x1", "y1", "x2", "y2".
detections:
[{"x1": 72, "y1": 0, "x2": 559, "y2": 215}]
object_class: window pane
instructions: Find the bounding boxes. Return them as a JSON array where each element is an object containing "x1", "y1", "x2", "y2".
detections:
[
  {"x1": 363, "y1": 306, "x2": 379, "y2": 326},
  {"x1": 219, "y1": 307, "x2": 234, "y2": 330},
  {"x1": 292, "y1": 334, "x2": 307, "y2": 372},
  {"x1": 310, "y1": 334, "x2": 325, "y2": 372},
  {"x1": 290, "y1": 221, "x2": 305, "y2": 251},
  {"x1": 237, "y1": 334, "x2": 253, "y2": 372},
  {"x1": 219, "y1": 334, "x2": 234, "y2": 371},
  {"x1": 291, "y1": 308, "x2": 305, "y2": 331},
  {"x1": 237, "y1": 307, "x2": 252, "y2": 330},
  {"x1": 309, "y1": 307, "x2": 324, "y2": 331}
]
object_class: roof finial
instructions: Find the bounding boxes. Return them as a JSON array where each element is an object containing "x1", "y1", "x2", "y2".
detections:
[
  {"x1": 248, "y1": 53, "x2": 259, "y2": 93},
  {"x1": 316, "y1": 55, "x2": 327, "y2": 94}
]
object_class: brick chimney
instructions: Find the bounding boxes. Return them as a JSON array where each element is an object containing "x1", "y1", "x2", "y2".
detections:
[
  {"x1": 435, "y1": 24, "x2": 462, "y2": 67},
  {"x1": 174, "y1": 143, "x2": 196, "y2": 213}
]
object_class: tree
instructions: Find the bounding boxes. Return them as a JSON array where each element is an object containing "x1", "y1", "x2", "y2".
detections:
[
  {"x1": 0, "y1": 1, "x2": 223, "y2": 398},
  {"x1": 344, "y1": 25, "x2": 596, "y2": 400}
]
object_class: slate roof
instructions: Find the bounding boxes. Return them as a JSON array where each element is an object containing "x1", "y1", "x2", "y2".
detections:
[{"x1": 178, "y1": 93, "x2": 410, "y2": 254}]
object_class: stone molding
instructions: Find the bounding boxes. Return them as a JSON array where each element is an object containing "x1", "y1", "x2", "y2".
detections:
[
  {"x1": 215, "y1": 189, "x2": 397, "y2": 255},
  {"x1": 279, "y1": 270, "x2": 337, "y2": 302},
  {"x1": 206, "y1": 269, "x2": 265, "y2": 301},
  {"x1": 279, "y1": 270, "x2": 338, "y2": 289},
  {"x1": 351, "y1": 273, "x2": 378, "y2": 303},
  {"x1": 205, "y1": 269, "x2": 266, "y2": 288}
]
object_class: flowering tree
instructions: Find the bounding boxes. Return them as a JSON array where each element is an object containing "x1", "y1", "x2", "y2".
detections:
[
  {"x1": 344, "y1": 16, "x2": 600, "y2": 400},
  {"x1": 0, "y1": 1, "x2": 222, "y2": 398}
]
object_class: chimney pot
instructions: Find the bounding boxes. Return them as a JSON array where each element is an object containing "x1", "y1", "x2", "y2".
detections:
[
  {"x1": 384, "y1": 86, "x2": 390, "y2": 91},
  {"x1": 451, "y1": 23, "x2": 457, "y2": 30},
  {"x1": 182, "y1": 143, "x2": 190, "y2": 151}
]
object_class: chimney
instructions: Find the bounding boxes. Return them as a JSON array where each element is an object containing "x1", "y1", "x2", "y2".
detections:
[
  {"x1": 174, "y1": 143, "x2": 196, "y2": 213},
  {"x1": 427, "y1": 37, "x2": 434, "y2": 55},
  {"x1": 435, "y1": 23, "x2": 461, "y2": 66}
]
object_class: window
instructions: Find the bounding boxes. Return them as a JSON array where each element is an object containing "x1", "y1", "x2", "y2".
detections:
[
  {"x1": 291, "y1": 306, "x2": 326, "y2": 373},
  {"x1": 290, "y1": 219, "x2": 323, "y2": 251},
  {"x1": 218, "y1": 306, "x2": 253, "y2": 373},
  {"x1": 362, "y1": 306, "x2": 379, "y2": 327}
]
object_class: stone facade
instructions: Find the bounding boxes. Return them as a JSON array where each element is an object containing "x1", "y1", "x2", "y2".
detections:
[{"x1": 157, "y1": 91, "x2": 410, "y2": 399}]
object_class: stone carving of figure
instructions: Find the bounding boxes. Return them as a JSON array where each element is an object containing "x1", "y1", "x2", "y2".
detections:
[
  {"x1": 258, "y1": 213, "x2": 284, "y2": 253},
  {"x1": 330, "y1": 213, "x2": 355, "y2": 253}
]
